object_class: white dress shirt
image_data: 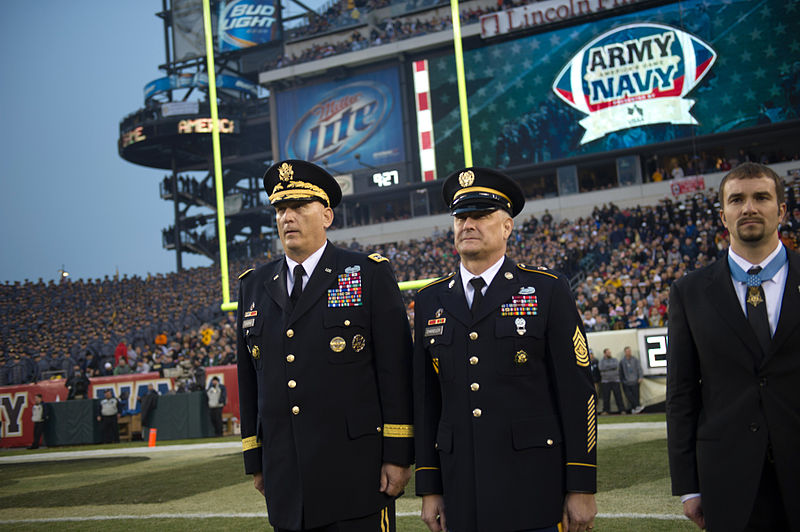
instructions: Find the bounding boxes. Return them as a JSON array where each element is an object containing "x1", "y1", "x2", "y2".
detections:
[
  {"x1": 460, "y1": 256, "x2": 505, "y2": 307},
  {"x1": 286, "y1": 241, "x2": 328, "y2": 294},
  {"x1": 728, "y1": 243, "x2": 788, "y2": 336}
]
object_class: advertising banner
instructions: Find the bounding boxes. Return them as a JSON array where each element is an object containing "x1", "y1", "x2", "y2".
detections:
[
  {"x1": 275, "y1": 66, "x2": 406, "y2": 173},
  {"x1": 426, "y1": 0, "x2": 800, "y2": 173},
  {"x1": 219, "y1": 0, "x2": 280, "y2": 51},
  {"x1": 0, "y1": 366, "x2": 239, "y2": 448},
  {"x1": 480, "y1": 0, "x2": 645, "y2": 38},
  {"x1": 145, "y1": 73, "x2": 258, "y2": 101},
  {"x1": 670, "y1": 175, "x2": 706, "y2": 197},
  {"x1": 173, "y1": 0, "x2": 213, "y2": 62}
]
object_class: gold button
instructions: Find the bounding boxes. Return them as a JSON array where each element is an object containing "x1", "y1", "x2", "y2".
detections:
[
  {"x1": 434, "y1": 442, "x2": 439, "y2": 449},
  {"x1": 469, "y1": 356, "x2": 479, "y2": 365},
  {"x1": 472, "y1": 408, "x2": 482, "y2": 418},
  {"x1": 376, "y1": 426, "x2": 382, "y2": 432},
  {"x1": 291, "y1": 406, "x2": 300, "y2": 415},
  {"x1": 286, "y1": 354, "x2": 295, "y2": 363},
  {"x1": 430, "y1": 338, "x2": 435, "y2": 344},
  {"x1": 288, "y1": 380, "x2": 297, "y2": 389},
  {"x1": 469, "y1": 332, "x2": 478, "y2": 340},
  {"x1": 470, "y1": 382, "x2": 479, "y2": 391},
  {"x1": 286, "y1": 329, "x2": 294, "y2": 338},
  {"x1": 344, "y1": 319, "x2": 351, "y2": 326},
  {"x1": 546, "y1": 439, "x2": 554, "y2": 446}
]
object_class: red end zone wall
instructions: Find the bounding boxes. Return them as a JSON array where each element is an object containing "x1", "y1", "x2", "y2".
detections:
[{"x1": 0, "y1": 365, "x2": 239, "y2": 448}]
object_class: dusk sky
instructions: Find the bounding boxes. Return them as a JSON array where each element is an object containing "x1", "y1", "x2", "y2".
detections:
[{"x1": 0, "y1": 1, "x2": 312, "y2": 284}]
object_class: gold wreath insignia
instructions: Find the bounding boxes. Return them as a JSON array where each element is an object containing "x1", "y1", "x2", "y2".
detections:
[{"x1": 458, "y1": 170, "x2": 475, "y2": 188}]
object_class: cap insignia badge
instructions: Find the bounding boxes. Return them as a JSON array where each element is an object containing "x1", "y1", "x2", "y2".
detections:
[
  {"x1": 278, "y1": 162, "x2": 293, "y2": 182},
  {"x1": 458, "y1": 170, "x2": 475, "y2": 188}
]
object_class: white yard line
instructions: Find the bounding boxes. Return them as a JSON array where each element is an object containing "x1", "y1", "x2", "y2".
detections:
[
  {"x1": 0, "y1": 441, "x2": 240, "y2": 463},
  {"x1": 1, "y1": 422, "x2": 666, "y2": 464}
]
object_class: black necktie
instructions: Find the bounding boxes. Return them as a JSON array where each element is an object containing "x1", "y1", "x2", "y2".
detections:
[
  {"x1": 290, "y1": 264, "x2": 306, "y2": 305},
  {"x1": 746, "y1": 266, "x2": 771, "y2": 360},
  {"x1": 470, "y1": 277, "x2": 486, "y2": 317}
]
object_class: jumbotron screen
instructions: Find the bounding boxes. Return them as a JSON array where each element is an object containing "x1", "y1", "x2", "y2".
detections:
[{"x1": 424, "y1": 0, "x2": 799, "y2": 174}]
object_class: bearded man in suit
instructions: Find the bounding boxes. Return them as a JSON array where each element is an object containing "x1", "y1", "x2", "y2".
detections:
[{"x1": 667, "y1": 162, "x2": 800, "y2": 531}]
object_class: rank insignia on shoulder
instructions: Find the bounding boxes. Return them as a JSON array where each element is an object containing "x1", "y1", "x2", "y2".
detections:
[
  {"x1": 368, "y1": 253, "x2": 388, "y2": 263},
  {"x1": 519, "y1": 286, "x2": 535, "y2": 295},
  {"x1": 501, "y1": 295, "x2": 538, "y2": 316},
  {"x1": 238, "y1": 268, "x2": 255, "y2": 280},
  {"x1": 328, "y1": 272, "x2": 363, "y2": 307},
  {"x1": 345, "y1": 265, "x2": 361, "y2": 274},
  {"x1": 573, "y1": 326, "x2": 589, "y2": 367}
]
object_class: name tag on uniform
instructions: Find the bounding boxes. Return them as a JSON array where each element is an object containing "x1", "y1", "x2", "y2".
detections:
[
  {"x1": 425, "y1": 325, "x2": 444, "y2": 337},
  {"x1": 242, "y1": 318, "x2": 255, "y2": 329}
]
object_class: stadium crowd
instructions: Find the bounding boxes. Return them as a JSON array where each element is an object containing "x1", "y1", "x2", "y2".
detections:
[
  {"x1": 0, "y1": 263, "x2": 246, "y2": 387},
  {"x1": 2, "y1": 174, "x2": 799, "y2": 386},
  {"x1": 270, "y1": 0, "x2": 524, "y2": 69}
]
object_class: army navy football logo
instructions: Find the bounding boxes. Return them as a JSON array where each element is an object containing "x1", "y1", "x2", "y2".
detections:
[{"x1": 553, "y1": 23, "x2": 717, "y2": 144}]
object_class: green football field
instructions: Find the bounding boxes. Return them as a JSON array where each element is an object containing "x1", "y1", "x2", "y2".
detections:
[{"x1": 0, "y1": 414, "x2": 696, "y2": 531}]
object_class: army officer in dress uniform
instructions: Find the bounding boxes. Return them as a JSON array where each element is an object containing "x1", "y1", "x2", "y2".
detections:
[
  {"x1": 237, "y1": 160, "x2": 414, "y2": 532},
  {"x1": 413, "y1": 168, "x2": 597, "y2": 532}
]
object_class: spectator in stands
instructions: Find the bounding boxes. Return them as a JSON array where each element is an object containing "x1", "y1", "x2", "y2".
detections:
[
  {"x1": 206, "y1": 376, "x2": 227, "y2": 437},
  {"x1": 113, "y1": 359, "x2": 132, "y2": 375},
  {"x1": 97, "y1": 389, "x2": 120, "y2": 444},
  {"x1": 620, "y1": 346, "x2": 644, "y2": 414},
  {"x1": 598, "y1": 348, "x2": 625, "y2": 415}
]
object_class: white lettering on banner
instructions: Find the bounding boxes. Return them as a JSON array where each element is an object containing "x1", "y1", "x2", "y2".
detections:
[
  {"x1": 0, "y1": 392, "x2": 28, "y2": 437},
  {"x1": 579, "y1": 98, "x2": 697, "y2": 143},
  {"x1": 222, "y1": 4, "x2": 275, "y2": 30},
  {"x1": 481, "y1": 0, "x2": 642, "y2": 38},
  {"x1": 553, "y1": 23, "x2": 716, "y2": 145}
]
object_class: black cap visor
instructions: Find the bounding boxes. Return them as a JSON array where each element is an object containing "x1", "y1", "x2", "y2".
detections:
[{"x1": 450, "y1": 191, "x2": 512, "y2": 216}]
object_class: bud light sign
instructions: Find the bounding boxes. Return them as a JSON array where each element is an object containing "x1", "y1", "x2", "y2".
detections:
[
  {"x1": 277, "y1": 67, "x2": 405, "y2": 172},
  {"x1": 219, "y1": 0, "x2": 278, "y2": 51},
  {"x1": 553, "y1": 24, "x2": 716, "y2": 144}
]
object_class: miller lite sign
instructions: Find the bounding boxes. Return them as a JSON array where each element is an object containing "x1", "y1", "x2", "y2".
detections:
[
  {"x1": 283, "y1": 81, "x2": 396, "y2": 165},
  {"x1": 553, "y1": 23, "x2": 717, "y2": 144}
]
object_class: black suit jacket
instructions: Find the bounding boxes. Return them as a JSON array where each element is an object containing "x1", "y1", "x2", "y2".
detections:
[
  {"x1": 667, "y1": 248, "x2": 800, "y2": 532},
  {"x1": 413, "y1": 258, "x2": 596, "y2": 532},
  {"x1": 237, "y1": 243, "x2": 414, "y2": 530}
]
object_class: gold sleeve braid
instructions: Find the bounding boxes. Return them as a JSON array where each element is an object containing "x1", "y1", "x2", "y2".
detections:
[{"x1": 242, "y1": 436, "x2": 262, "y2": 452}]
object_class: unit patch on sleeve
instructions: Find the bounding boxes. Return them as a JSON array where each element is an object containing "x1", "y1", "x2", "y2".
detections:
[{"x1": 328, "y1": 271, "x2": 363, "y2": 307}]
